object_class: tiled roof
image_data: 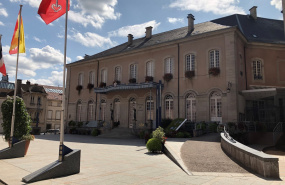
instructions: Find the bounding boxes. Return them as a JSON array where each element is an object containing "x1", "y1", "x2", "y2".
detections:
[
  {"x1": 43, "y1": 85, "x2": 63, "y2": 101},
  {"x1": 70, "y1": 14, "x2": 285, "y2": 65}
]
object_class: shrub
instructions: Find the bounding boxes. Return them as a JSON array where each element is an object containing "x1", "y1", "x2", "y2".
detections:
[
  {"x1": 129, "y1": 78, "x2": 136, "y2": 83},
  {"x1": 138, "y1": 130, "x2": 145, "y2": 139},
  {"x1": 161, "y1": 118, "x2": 172, "y2": 129},
  {"x1": 183, "y1": 132, "x2": 191, "y2": 138},
  {"x1": 185, "y1": 70, "x2": 195, "y2": 79},
  {"x1": 163, "y1": 73, "x2": 173, "y2": 82},
  {"x1": 208, "y1": 122, "x2": 218, "y2": 133},
  {"x1": 209, "y1": 67, "x2": 220, "y2": 76},
  {"x1": 91, "y1": 128, "x2": 100, "y2": 136},
  {"x1": 1, "y1": 96, "x2": 32, "y2": 141},
  {"x1": 152, "y1": 126, "x2": 165, "y2": 142},
  {"x1": 99, "y1": 82, "x2": 106, "y2": 88},
  {"x1": 146, "y1": 138, "x2": 162, "y2": 153},
  {"x1": 77, "y1": 122, "x2": 83, "y2": 127},
  {"x1": 76, "y1": 85, "x2": 83, "y2": 91},
  {"x1": 68, "y1": 120, "x2": 76, "y2": 127},
  {"x1": 87, "y1": 83, "x2": 94, "y2": 90},
  {"x1": 145, "y1": 76, "x2": 153, "y2": 82},
  {"x1": 176, "y1": 132, "x2": 185, "y2": 138}
]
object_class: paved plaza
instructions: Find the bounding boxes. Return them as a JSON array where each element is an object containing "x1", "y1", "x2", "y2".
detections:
[{"x1": 0, "y1": 134, "x2": 284, "y2": 185}]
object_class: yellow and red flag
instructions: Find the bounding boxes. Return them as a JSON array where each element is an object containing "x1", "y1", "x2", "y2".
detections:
[{"x1": 9, "y1": 10, "x2": 25, "y2": 55}]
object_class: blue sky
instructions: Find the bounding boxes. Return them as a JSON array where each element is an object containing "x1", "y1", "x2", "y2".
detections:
[{"x1": 0, "y1": 0, "x2": 283, "y2": 86}]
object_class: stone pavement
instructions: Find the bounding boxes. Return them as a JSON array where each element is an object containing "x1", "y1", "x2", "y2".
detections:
[{"x1": 0, "y1": 134, "x2": 284, "y2": 185}]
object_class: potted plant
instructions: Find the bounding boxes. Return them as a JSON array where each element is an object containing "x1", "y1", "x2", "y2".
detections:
[
  {"x1": 87, "y1": 83, "x2": 94, "y2": 90},
  {"x1": 145, "y1": 76, "x2": 153, "y2": 82},
  {"x1": 21, "y1": 134, "x2": 35, "y2": 155},
  {"x1": 76, "y1": 85, "x2": 83, "y2": 94},
  {"x1": 99, "y1": 82, "x2": 106, "y2": 88},
  {"x1": 1, "y1": 96, "x2": 33, "y2": 154},
  {"x1": 185, "y1": 70, "x2": 195, "y2": 79},
  {"x1": 113, "y1": 80, "x2": 121, "y2": 85},
  {"x1": 209, "y1": 67, "x2": 220, "y2": 76},
  {"x1": 129, "y1": 78, "x2": 136, "y2": 83},
  {"x1": 163, "y1": 73, "x2": 173, "y2": 82}
]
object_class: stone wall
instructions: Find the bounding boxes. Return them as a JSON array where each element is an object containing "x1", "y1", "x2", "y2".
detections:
[{"x1": 221, "y1": 133, "x2": 280, "y2": 178}]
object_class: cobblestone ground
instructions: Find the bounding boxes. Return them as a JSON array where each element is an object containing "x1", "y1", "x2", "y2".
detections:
[{"x1": 181, "y1": 133, "x2": 250, "y2": 173}]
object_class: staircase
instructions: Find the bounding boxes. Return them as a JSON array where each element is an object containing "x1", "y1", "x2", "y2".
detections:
[{"x1": 97, "y1": 127, "x2": 137, "y2": 139}]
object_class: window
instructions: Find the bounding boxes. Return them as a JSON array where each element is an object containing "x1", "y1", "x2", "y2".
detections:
[
  {"x1": 100, "y1": 99, "x2": 106, "y2": 121},
  {"x1": 37, "y1": 97, "x2": 41, "y2": 105},
  {"x1": 48, "y1": 101, "x2": 52, "y2": 106},
  {"x1": 114, "y1": 98, "x2": 120, "y2": 122},
  {"x1": 89, "y1": 71, "x2": 95, "y2": 84},
  {"x1": 130, "y1": 64, "x2": 137, "y2": 79},
  {"x1": 164, "y1": 57, "x2": 173, "y2": 74},
  {"x1": 185, "y1": 54, "x2": 195, "y2": 71},
  {"x1": 101, "y1": 69, "x2": 107, "y2": 83},
  {"x1": 186, "y1": 93, "x2": 196, "y2": 121},
  {"x1": 146, "y1": 96, "x2": 154, "y2": 120},
  {"x1": 30, "y1": 96, "x2": 35, "y2": 104},
  {"x1": 165, "y1": 95, "x2": 174, "y2": 119},
  {"x1": 78, "y1": 73, "x2": 83, "y2": 85},
  {"x1": 56, "y1": 110, "x2": 61, "y2": 120},
  {"x1": 253, "y1": 60, "x2": 263, "y2": 80},
  {"x1": 57, "y1": 102, "x2": 61, "y2": 107},
  {"x1": 210, "y1": 91, "x2": 222, "y2": 122},
  {"x1": 47, "y1": 110, "x2": 52, "y2": 120},
  {"x1": 146, "y1": 61, "x2": 154, "y2": 77},
  {"x1": 209, "y1": 50, "x2": 220, "y2": 68},
  {"x1": 115, "y1": 66, "x2": 121, "y2": 81},
  {"x1": 88, "y1": 100, "x2": 94, "y2": 121},
  {"x1": 77, "y1": 101, "x2": 82, "y2": 122}
]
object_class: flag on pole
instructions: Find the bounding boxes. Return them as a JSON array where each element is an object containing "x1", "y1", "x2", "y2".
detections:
[
  {"x1": 38, "y1": 0, "x2": 70, "y2": 25},
  {"x1": 9, "y1": 10, "x2": 25, "y2": 55},
  {"x1": 0, "y1": 37, "x2": 6, "y2": 76}
]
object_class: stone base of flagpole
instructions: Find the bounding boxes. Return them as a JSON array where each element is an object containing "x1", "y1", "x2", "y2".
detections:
[
  {"x1": 0, "y1": 140, "x2": 26, "y2": 159},
  {"x1": 22, "y1": 146, "x2": 80, "y2": 183}
]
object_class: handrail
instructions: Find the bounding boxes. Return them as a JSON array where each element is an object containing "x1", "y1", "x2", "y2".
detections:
[
  {"x1": 273, "y1": 122, "x2": 284, "y2": 142},
  {"x1": 223, "y1": 125, "x2": 236, "y2": 143}
]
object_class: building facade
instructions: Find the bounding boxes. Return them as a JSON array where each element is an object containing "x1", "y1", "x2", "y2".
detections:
[{"x1": 65, "y1": 7, "x2": 285, "y2": 130}]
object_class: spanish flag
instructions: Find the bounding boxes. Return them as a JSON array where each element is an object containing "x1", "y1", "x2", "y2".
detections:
[
  {"x1": 9, "y1": 10, "x2": 25, "y2": 55},
  {"x1": 0, "y1": 36, "x2": 6, "y2": 76}
]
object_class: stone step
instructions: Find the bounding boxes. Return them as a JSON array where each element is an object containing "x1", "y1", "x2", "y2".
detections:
[{"x1": 98, "y1": 127, "x2": 137, "y2": 139}]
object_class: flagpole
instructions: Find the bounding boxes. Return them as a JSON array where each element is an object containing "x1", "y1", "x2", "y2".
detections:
[
  {"x1": 10, "y1": 5, "x2": 23, "y2": 148},
  {"x1": 59, "y1": 0, "x2": 68, "y2": 162}
]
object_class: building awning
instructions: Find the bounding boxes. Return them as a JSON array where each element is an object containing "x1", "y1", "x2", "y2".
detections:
[
  {"x1": 241, "y1": 88, "x2": 277, "y2": 100},
  {"x1": 94, "y1": 82, "x2": 163, "y2": 93}
]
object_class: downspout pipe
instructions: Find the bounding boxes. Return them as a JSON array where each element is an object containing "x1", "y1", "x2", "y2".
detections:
[
  {"x1": 244, "y1": 47, "x2": 247, "y2": 90},
  {"x1": 177, "y1": 44, "x2": 180, "y2": 118},
  {"x1": 95, "y1": 60, "x2": 100, "y2": 120}
]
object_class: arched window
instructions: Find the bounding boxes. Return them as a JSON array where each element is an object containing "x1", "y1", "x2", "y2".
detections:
[
  {"x1": 164, "y1": 57, "x2": 173, "y2": 74},
  {"x1": 209, "y1": 50, "x2": 220, "y2": 68},
  {"x1": 186, "y1": 93, "x2": 196, "y2": 121},
  {"x1": 78, "y1": 73, "x2": 83, "y2": 85},
  {"x1": 89, "y1": 71, "x2": 95, "y2": 84},
  {"x1": 130, "y1": 64, "x2": 137, "y2": 79},
  {"x1": 100, "y1": 99, "x2": 106, "y2": 121},
  {"x1": 146, "y1": 61, "x2": 154, "y2": 77},
  {"x1": 146, "y1": 96, "x2": 154, "y2": 121},
  {"x1": 185, "y1": 54, "x2": 195, "y2": 71},
  {"x1": 165, "y1": 95, "x2": 174, "y2": 119},
  {"x1": 210, "y1": 91, "x2": 222, "y2": 122},
  {"x1": 114, "y1": 98, "x2": 120, "y2": 122},
  {"x1": 115, "y1": 66, "x2": 121, "y2": 81},
  {"x1": 88, "y1": 100, "x2": 95, "y2": 121},
  {"x1": 77, "y1": 101, "x2": 82, "y2": 122},
  {"x1": 101, "y1": 69, "x2": 107, "y2": 83}
]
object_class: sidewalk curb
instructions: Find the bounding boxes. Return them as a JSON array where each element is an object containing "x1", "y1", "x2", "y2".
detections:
[{"x1": 164, "y1": 142, "x2": 193, "y2": 176}]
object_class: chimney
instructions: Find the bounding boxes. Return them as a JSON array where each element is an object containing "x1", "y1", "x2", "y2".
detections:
[
  {"x1": 249, "y1": 6, "x2": 257, "y2": 20},
  {"x1": 16, "y1": 79, "x2": 22, "y2": 97},
  {"x1": 145, "y1": 26, "x2": 153, "y2": 39},
  {"x1": 128, "y1": 34, "x2": 133, "y2": 45},
  {"x1": 187, "y1": 14, "x2": 195, "y2": 33},
  {"x1": 26, "y1": 80, "x2": 30, "y2": 85}
]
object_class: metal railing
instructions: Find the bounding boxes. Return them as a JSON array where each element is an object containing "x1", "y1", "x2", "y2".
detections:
[
  {"x1": 223, "y1": 125, "x2": 236, "y2": 143},
  {"x1": 273, "y1": 122, "x2": 284, "y2": 142}
]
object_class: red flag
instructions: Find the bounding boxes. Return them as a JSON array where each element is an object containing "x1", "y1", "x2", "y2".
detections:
[
  {"x1": 38, "y1": 0, "x2": 70, "y2": 25},
  {"x1": 9, "y1": 10, "x2": 25, "y2": 55},
  {"x1": 0, "y1": 38, "x2": 7, "y2": 76}
]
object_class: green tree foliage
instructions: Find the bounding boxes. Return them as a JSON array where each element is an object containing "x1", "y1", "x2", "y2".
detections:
[
  {"x1": 146, "y1": 138, "x2": 162, "y2": 153},
  {"x1": 1, "y1": 96, "x2": 32, "y2": 141}
]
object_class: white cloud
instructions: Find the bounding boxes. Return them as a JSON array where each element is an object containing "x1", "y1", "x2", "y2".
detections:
[
  {"x1": 0, "y1": 21, "x2": 4, "y2": 26},
  {"x1": 0, "y1": 8, "x2": 8, "y2": 17},
  {"x1": 76, "y1": 56, "x2": 84, "y2": 60},
  {"x1": 271, "y1": 0, "x2": 282, "y2": 10},
  {"x1": 108, "y1": 20, "x2": 161, "y2": 38},
  {"x1": 33, "y1": 36, "x2": 46, "y2": 43},
  {"x1": 168, "y1": 17, "x2": 184, "y2": 24},
  {"x1": 2, "y1": 45, "x2": 70, "y2": 80},
  {"x1": 29, "y1": 71, "x2": 64, "y2": 86},
  {"x1": 68, "y1": 30, "x2": 117, "y2": 48},
  {"x1": 169, "y1": 0, "x2": 245, "y2": 15}
]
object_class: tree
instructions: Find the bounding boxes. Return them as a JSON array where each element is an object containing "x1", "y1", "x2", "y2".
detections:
[{"x1": 1, "y1": 96, "x2": 32, "y2": 141}]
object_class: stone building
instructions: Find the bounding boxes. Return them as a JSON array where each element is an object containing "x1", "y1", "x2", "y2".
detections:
[{"x1": 65, "y1": 7, "x2": 285, "y2": 130}]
